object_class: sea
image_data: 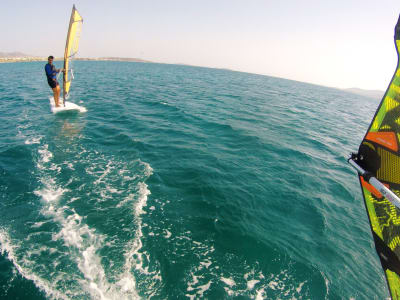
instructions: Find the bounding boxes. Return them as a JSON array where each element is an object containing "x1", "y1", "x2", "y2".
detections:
[{"x1": 0, "y1": 61, "x2": 387, "y2": 299}]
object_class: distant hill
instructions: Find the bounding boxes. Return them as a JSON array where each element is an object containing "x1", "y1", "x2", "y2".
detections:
[
  {"x1": 97, "y1": 57, "x2": 152, "y2": 63},
  {"x1": 0, "y1": 51, "x2": 34, "y2": 58},
  {"x1": 0, "y1": 51, "x2": 154, "y2": 64},
  {"x1": 343, "y1": 88, "x2": 384, "y2": 100}
]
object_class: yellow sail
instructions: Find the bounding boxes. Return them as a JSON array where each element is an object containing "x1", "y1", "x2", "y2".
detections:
[{"x1": 63, "y1": 5, "x2": 83, "y2": 102}]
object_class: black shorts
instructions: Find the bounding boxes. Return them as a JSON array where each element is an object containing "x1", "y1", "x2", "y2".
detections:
[{"x1": 47, "y1": 79, "x2": 58, "y2": 89}]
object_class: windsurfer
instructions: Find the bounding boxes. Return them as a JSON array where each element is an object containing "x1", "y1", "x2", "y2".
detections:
[{"x1": 44, "y1": 56, "x2": 64, "y2": 107}]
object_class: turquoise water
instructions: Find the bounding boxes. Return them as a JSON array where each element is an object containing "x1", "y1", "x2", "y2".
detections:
[{"x1": 0, "y1": 61, "x2": 387, "y2": 299}]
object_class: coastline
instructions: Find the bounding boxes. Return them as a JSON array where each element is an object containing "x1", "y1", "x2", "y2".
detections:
[
  {"x1": 0, "y1": 57, "x2": 152, "y2": 63},
  {"x1": 0, "y1": 56, "x2": 384, "y2": 99}
]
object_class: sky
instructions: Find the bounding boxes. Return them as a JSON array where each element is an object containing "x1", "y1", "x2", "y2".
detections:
[{"x1": 1, "y1": 0, "x2": 400, "y2": 90}]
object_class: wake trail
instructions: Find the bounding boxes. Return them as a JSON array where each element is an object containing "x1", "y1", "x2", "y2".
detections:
[{"x1": 0, "y1": 128, "x2": 158, "y2": 299}]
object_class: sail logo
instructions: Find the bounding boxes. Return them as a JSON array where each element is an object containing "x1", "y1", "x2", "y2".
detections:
[
  {"x1": 377, "y1": 137, "x2": 394, "y2": 148},
  {"x1": 366, "y1": 132, "x2": 398, "y2": 152}
]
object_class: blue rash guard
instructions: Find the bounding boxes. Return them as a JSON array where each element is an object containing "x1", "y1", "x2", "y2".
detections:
[{"x1": 45, "y1": 63, "x2": 59, "y2": 88}]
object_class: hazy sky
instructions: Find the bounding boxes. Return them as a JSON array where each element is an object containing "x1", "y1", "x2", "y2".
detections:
[{"x1": 1, "y1": 0, "x2": 400, "y2": 90}]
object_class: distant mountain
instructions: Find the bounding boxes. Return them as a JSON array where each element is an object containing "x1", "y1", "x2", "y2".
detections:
[
  {"x1": 0, "y1": 51, "x2": 34, "y2": 58},
  {"x1": 97, "y1": 57, "x2": 152, "y2": 63},
  {"x1": 343, "y1": 88, "x2": 384, "y2": 100}
]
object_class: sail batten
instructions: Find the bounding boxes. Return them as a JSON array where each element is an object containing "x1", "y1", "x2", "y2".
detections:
[
  {"x1": 350, "y1": 14, "x2": 400, "y2": 299},
  {"x1": 63, "y1": 5, "x2": 83, "y2": 103}
]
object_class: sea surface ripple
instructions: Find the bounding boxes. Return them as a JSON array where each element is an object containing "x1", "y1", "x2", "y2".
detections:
[{"x1": 0, "y1": 61, "x2": 385, "y2": 299}]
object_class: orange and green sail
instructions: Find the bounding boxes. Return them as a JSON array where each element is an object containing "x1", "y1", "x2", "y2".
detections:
[
  {"x1": 63, "y1": 5, "x2": 83, "y2": 103},
  {"x1": 351, "y1": 14, "x2": 400, "y2": 299}
]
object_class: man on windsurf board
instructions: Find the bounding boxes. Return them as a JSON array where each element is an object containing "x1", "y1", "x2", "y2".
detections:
[{"x1": 44, "y1": 56, "x2": 64, "y2": 107}]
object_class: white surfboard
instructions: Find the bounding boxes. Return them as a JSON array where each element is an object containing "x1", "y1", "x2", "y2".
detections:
[{"x1": 49, "y1": 97, "x2": 87, "y2": 114}]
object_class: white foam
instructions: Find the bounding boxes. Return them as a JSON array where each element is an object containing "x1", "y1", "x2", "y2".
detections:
[
  {"x1": 38, "y1": 144, "x2": 53, "y2": 163},
  {"x1": 118, "y1": 179, "x2": 163, "y2": 298},
  {"x1": 106, "y1": 186, "x2": 122, "y2": 194},
  {"x1": 296, "y1": 281, "x2": 305, "y2": 293},
  {"x1": 116, "y1": 193, "x2": 135, "y2": 208},
  {"x1": 69, "y1": 197, "x2": 79, "y2": 203},
  {"x1": 0, "y1": 229, "x2": 69, "y2": 300},
  {"x1": 184, "y1": 239, "x2": 217, "y2": 298},
  {"x1": 34, "y1": 180, "x2": 66, "y2": 206},
  {"x1": 94, "y1": 161, "x2": 113, "y2": 185},
  {"x1": 187, "y1": 273, "x2": 200, "y2": 291},
  {"x1": 200, "y1": 260, "x2": 212, "y2": 269},
  {"x1": 30, "y1": 144, "x2": 158, "y2": 298},
  {"x1": 255, "y1": 288, "x2": 266, "y2": 300},
  {"x1": 247, "y1": 279, "x2": 259, "y2": 290},
  {"x1": 221, "y1": 277, "x2": 235, "y2": 287},
  {"x1": 119, "y1": 169, "x2": 139, "y2": 181},
  {"x1": 39, "y1": 187, "x2": 140, "y2": 299},
  {"x1": 33, "y1": 164, "x2": 142, "y2": 299},
  {"x1": 140, "y1": 160, "x2": 153, "y2": 177},
  {"x1": 135, "y1": 182, "x2": 151, "y2": 216},
  {"x1": 30, "y1": 221, "x2": 46, "y2": 228},
  {"x1": 321, "y1": 271, "x2": 330, "y2": 297},
  {"x1": 186, "y1": 277, "x2": 212, "y2": 299},
  {"x1": 25, "y1": 136, "x2": 42, "y2": 145},
  {"x1": 197, "y1": 281, "x2": 212, "y2": 297},
  {"x1": 268, "y1": 280, "x2": 278, "y2": 290}
]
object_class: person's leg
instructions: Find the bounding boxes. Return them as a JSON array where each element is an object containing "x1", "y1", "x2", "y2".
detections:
[
  {"x1": 56, "y1": 85, "x2": 61, "y2": 106},
  {"x1": 53, "y1": 84, "x2": 61, "y2": 107},
  {"x1": 52, "y1": 87, "x2": 58, "y2": 107}
]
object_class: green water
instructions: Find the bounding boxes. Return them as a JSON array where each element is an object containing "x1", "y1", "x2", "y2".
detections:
[{"x1": 0, "y1": 61, "x2": 386, "y2": 299}]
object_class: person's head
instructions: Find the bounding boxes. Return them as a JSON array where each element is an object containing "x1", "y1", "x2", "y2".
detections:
[{"x1": 48, "y1": 56, "x2": 54, "y2": 63}]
